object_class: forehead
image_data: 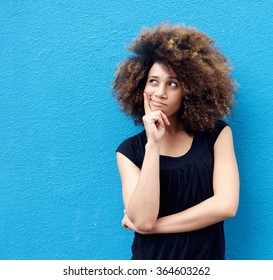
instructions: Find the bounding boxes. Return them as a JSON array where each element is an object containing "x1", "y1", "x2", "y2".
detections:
[{"x1": 148, "y1": 62, "x2": 177, "y2": 77}]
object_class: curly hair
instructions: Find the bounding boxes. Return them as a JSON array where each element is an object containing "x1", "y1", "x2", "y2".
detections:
[{"x1": 112, "y1": 22, "x2": 237, "y2": 133}]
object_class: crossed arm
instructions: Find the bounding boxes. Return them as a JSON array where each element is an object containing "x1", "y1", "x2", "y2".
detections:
[{"x1": 117, "y1": 126, "x2": 240, "y2": 234}]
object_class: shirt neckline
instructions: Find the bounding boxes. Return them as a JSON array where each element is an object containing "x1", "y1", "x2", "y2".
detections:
[
  {"x1": 140, "y1": 129, "x2": 197, "y2": 160},
  {"x1": 159, "y1": 135, "x2": 195, "y2": 159}
]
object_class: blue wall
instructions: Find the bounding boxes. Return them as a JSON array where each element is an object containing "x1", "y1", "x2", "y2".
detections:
[{"x1": 1, "y1": 0, "x2": 272, "y2": 260}]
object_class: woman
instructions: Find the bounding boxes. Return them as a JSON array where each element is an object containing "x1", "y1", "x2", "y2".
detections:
[{"x1": 113, "y1": 23, "x2": 239, "y2": 260}]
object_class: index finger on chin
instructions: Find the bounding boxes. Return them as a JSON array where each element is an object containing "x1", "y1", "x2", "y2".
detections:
[{"x1": 143, "y1": 92, "x2": 151, "y2": 114}]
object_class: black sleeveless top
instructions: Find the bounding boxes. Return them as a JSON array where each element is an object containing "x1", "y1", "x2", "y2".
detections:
[{"x1": 116, "y1": 120, "x2": 228, "y2": 260}]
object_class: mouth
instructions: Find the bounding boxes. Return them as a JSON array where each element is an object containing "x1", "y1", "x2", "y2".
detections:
[{"x1": 150, "y1": 99, "x2": 166, "y2": 107}]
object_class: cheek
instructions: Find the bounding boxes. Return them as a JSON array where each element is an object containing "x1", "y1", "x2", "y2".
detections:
[
  {"x1": 168, "y1": 96, "x2": 183, "y2": 113},
  {"x1": 143, "y1": 84, "x2": 154, "y2": 96},
  {"x1": 172, "y1": 95, "x2": 183, "y2": 106}
]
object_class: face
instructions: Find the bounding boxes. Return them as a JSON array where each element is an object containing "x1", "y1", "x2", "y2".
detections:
[{"x1": 144, "y1": 62, "x2": 184, "y2": 118}]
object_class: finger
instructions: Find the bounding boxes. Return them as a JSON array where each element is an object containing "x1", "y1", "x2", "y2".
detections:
[
  {"x1": 123, "y1": 224, "x2": 132, "y2": 230},
  {"x1": 122, "y1": 217, "x2": 130, "y2": 230},
  {"x1": 155, "y1": 115, "x2": 165, "y2": 128},
  {"x1": 147, "y1": 114, "x2": 164, "y2": 128},
  {"x1": 122, "y1": 218, "x2": 133, "y2": 231},
  {"x1": 153, "y1": 111, "x2": 166, "y2": 128},
  {"x1": 143, "y1": 92, "x2": 151, "y2": 114},
  {"x1": 160, "y1": 111, "x2": 170, "y2": 126}
]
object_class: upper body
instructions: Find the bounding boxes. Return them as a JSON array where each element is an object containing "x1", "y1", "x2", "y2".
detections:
[
  {"x1": 117, "y1": 119, "x2": 234, "y2": 259},
  {"x1": 113, "y1": 23, "x2": 239, "y2": 260}
]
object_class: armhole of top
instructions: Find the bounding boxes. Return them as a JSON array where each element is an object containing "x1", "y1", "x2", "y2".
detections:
[
  {"x1": 209, "y1": 120, "x2": 229, "y2": 147},
  {"x1": 116, "y1": 137, "x2": 141, "y2": 169}
]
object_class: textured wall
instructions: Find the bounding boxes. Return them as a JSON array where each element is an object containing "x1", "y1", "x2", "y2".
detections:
[{"x1": 1, "y1": 0, "x2": 272, "y2": 260}]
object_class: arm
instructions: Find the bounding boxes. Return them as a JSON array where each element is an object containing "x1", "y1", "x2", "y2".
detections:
[
  {"x1": 117, "y1": 93, "x2": 170, "y2": 232},
  {"x1": 141, "y1": 126, "x2": 239, "y2": 234},
  {"x1": 117, "y1": 142, "x2": 160, "y2": 232}
]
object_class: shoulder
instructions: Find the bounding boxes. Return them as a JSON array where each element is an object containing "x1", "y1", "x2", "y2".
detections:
[
  {"x1": 211, "y1": 119, "x2": 229, "y2": 137},
  {"x1": 213, "y1": 123, "x2": 234, "y2": 151},
  {"x1": 206, "y1": 119, "x2": 230, "y2": 146},
  {"x1": 197, "y1": 119, "x2": 230, "y2": 151},
  {"x1": 116, "y1": 130, "x2": 146, "y2": 153},
  {"x1": 116, "y1": 130, "x2": 146, "y2": 168}
]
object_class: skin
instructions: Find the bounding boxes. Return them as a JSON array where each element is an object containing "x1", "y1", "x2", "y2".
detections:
[{"x1": 117, "y1": 62, "x2": 239, "y2": 234}]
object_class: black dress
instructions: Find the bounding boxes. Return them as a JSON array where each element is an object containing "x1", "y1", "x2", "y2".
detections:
[{"x1": 116, "y1": 120, "x2": 228, "y2": 260}]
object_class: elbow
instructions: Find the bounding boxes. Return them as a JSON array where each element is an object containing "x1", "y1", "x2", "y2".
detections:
[
  {"x1": 128, "y1": 215, "x2": 155, "y2": 232},
  {"x1": 215, "y1": 192, "x2": 239, "y2": 220},
  {"x1": 133, "y1": 220, "x2": 155, "y2": 232},
  {"x1": 225, "y1": 207, "x2": 237, "y2": 219},
  {"x1": 126, "y1": 208, "x2": 157, "y2": 232},
  {"x1": 222, "y1": 201, "x2": 238, "y2": 219}
]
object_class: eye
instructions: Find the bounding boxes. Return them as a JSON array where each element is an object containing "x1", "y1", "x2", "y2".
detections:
[
  {"x1": 169, "y1": 81, "x2": 178, "y2": 87},
  {"x1": 149, "y1": 79, "x2": 158, "y2": 85}
]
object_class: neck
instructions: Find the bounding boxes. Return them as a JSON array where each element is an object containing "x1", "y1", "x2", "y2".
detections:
[{"x1": 165, "y1": 115, "x2": 184, "y2": 135}]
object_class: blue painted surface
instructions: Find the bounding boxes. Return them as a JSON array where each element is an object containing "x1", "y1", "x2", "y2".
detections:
[{"x1": 0, "y1": 0, "x2": 272, "y2": 260}]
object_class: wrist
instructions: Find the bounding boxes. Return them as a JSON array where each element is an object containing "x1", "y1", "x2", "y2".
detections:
[{"x1": 145, "y1": 141, "x2": 161, "y2": 152}]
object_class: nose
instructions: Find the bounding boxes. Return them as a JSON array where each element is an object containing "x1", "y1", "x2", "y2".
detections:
[{"x1": 154, "y1": 85, "x2": 167, "y2": 98}]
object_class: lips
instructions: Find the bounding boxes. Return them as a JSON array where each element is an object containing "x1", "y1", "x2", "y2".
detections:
[{"x1": 150, "y1": 99, "x2": 166, "y2": 106}]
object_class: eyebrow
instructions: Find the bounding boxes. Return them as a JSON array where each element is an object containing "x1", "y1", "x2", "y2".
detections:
[{"x1": 149, "y1": 75, "x2": 178, "y2": 80}]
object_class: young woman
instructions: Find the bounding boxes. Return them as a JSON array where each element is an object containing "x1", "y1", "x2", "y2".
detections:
[{"x1": 113, "y1": 23, "x2": 239, "y2": 260}]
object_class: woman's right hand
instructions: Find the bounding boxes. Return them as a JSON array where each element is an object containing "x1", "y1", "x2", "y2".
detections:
[{"x1": 142, "y1": 92, "x2": 170, "y2": 143}]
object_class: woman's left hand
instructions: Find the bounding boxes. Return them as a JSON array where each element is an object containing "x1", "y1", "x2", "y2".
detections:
[
  {"x1": 122, "y1": 210, "x2": 151, "y2": 234},
  {"x1": 122, "y1": 211, "x2": 136, "y2": 231}
]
